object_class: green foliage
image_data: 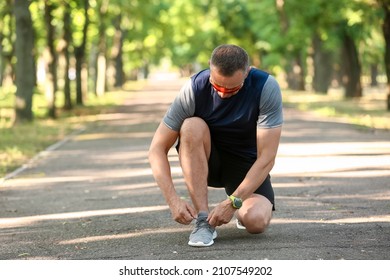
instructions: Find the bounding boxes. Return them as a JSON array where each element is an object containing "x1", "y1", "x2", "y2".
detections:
[
  {"x1": 1, "y1": 0, "x2": 386, "y2": 81},
  {"x1": 0, "y1": 0, "x2": 388, "y2": 121},
  {"x1": 0, "y1": 0, "x2": 388, "y2": 175}
]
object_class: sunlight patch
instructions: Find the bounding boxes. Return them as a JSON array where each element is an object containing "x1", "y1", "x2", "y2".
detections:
[{"x1": 0, "y1": 205, "x2": 169, "y2": 228}]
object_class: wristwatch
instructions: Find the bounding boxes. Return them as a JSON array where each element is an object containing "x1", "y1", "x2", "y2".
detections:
[{"x1": 228, "y1": 195, "x2": 243, "y2": 209}]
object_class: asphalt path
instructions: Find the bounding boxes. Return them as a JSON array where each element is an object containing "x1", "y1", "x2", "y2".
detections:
[{"x1": 1, "y1": 79, "x2": 389, "y2": 260}]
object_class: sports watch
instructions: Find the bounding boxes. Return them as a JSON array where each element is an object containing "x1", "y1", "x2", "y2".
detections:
[{"x1": 228, "y1": 195, "x2": 243, "y2": 209}]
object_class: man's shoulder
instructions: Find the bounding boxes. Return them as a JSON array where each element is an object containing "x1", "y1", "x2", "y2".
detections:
[
  {"x1": 191, "y1": 69, "x2": 210, "y2": 82},
  {"x1": 248, "y1": 67, "x2": 270, "y2": 80},
  {"x1": 191, "y1": 69, "x2": 211, "y2": 94}
]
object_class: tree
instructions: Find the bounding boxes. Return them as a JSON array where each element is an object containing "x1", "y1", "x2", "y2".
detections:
[
  {"x1": 94, "y1": 0, "x2": 109, "y2": 96},
  {"x1": 44, "y1": 0, "x2": 58, "y2": 118},
  {"x1": 1, "y1": 0, "x2": 388, "y2": 121},
  {"x1": 74, "y1": 0, "x2": 90, "y2": 105},
  {"x1": 112, "y1": 14, "x2": 125, "y2": 87},
  {"x1": 312, "y1": 33, "x2": 334, "y2": 93},
  {"x1": 61, "y1": 0, "x2": 73, "y2": 110},
  {"x1": 341, "y1": 28, "x2": 362, "y2": 98},
  {"x1": 274, "y1": 0, "x2": 308, "y2": 91},
  {"x1": 380, "y1": 0, "x2": 390, "y2": 110},
  {"x1": 13, "y1": 0, "x2": 35, "y2": 123}
]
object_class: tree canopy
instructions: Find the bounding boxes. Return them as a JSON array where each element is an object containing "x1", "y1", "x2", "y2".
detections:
[{"x1": 1, "y1": 0, "x2": 388, "y2": 123}]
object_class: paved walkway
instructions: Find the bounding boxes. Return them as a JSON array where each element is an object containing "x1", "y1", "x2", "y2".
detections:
[{"x1": 0, "y1": 79, "x2": 389, "y2": 260}]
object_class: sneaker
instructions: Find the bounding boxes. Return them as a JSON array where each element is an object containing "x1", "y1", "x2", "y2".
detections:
[
  {"x1": 188, "y1": 212, "x2": 217, "y2": 247},
  {"x1": 236, "y1": 218, "x2": 246, "y2": 230}
]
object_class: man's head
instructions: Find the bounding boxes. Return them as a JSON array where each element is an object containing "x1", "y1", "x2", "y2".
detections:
[
  {"x1": 210, "y1": 44, "x2": 250, "y2": 76},
  {"x1": 209, "y1": 44, "x2": 250, "y2": 98}
]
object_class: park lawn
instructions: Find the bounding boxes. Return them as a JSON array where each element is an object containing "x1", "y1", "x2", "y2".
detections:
[{"x1": 283, "y1": 87, "x2": 390, "y2": 131}]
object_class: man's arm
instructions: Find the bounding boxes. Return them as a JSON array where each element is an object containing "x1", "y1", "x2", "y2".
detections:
[
  {"x1": 148, "y1": 122, "x2": 197, "y2": 224},
  {"x1": 207, "y1": 126, "x2": 282, "y2": 226},
  {"x1": 235, "y1": 126, "x2": 282, "y2": 199}
]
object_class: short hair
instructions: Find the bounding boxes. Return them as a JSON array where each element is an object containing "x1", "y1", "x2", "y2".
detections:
[{"x1": 210, "y1": 44, "x2": 249, "y2": 76}]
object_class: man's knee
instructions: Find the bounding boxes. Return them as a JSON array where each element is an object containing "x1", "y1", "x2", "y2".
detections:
[
  {"x1": 239, "y1": 195, "x2": 273, "y2": 234},
  {"x1": 180, "y1": 117, "x2": 209, "y2": 143},
  {"x1": 244, "y1": 212, "x2": 271, "y2": 234}
]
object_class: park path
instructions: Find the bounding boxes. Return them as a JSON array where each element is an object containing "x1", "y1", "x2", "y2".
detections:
[{"x1": 0, "y1": 78, "x2": 389, "y2": 260}]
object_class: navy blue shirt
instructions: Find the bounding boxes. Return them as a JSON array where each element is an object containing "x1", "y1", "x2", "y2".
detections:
[{"x1": 163, "y1": 68, "x2": 283, "y2": 159}]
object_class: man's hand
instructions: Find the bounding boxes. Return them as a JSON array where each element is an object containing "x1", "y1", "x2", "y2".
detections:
[
  {"x1": 168, "y1": 196, "x2": 197, "y2": 225},
  {"x1": 207, "y1": 199, "x2": 236, "y2": 227}
]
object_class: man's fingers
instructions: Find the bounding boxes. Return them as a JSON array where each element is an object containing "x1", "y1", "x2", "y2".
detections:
[{"x1": 186, "y1": 204, "x2": 197, "y2": 220}]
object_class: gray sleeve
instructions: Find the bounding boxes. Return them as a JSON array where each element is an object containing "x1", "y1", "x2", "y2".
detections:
[
  {"x1": 163, "y1": 80, "x2": 195, "y2": 131},
  {"x1": 257, "y1": 75, "x2": 283, "y2": 129}
]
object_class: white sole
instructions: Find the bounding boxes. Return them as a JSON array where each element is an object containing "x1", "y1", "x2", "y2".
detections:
[{"x1": 188, "y1": 231, "x2": 217, "y2": 247}]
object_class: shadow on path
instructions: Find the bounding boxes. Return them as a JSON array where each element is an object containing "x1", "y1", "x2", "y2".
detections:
[{"x1": 0, "y1": 79, "x2": 389, "y2": 260}]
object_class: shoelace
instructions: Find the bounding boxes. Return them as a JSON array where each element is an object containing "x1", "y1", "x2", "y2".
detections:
[{"x1": 194, "y1": 218, "x2": 212, "y2": 233}]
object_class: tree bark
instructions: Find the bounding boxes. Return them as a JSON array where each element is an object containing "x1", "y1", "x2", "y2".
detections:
[
  {"x1": 312, "y1": 34, "x2": 333, "y2": 94},
  {"x1": 95, "y1": 0, "x2": 109, "y2": 96},
  {"x1": 75, "y1": 0, "x2": 90, "y2": 105},
  {"x1": 113, "y1": 15, "x2": 125, "y2": 88},
  {"x1": 13, "y1": 0, "x2": 35, "y2": 123},
  {"x1": 62, "y1": 1, "x2": 72, "y2": 110},
  {"x1": 380, "y1": 0, "x2": 390, "y2": 110},
  {"x1": 286, "y1": 54, "x2": 305, "y2": 91},
  {"x1": 341, "y1": 30, "x2": 362, "y2": 98},
  {"x1": 44, "y1": 0, "x2": 58, "y2": 118}
]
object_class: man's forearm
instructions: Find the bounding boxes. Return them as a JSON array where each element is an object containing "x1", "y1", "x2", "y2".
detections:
[
  {"x1": 149, "y1": 151, "x2": 178, "y2": 205},
  {"x1": 233, "y1": 156, "x2": 275, "y2": 200}
]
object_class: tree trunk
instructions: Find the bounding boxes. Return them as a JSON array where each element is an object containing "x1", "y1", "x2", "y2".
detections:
[
  {"x1": 44, "y1": 0, "x2": 58, "y2": 119},
  {"x1": 62, "y1": 2, "x2": 72, "y2": 110},
  {"x1": 341, "y1": 30, "x2": 362, "y2": 98},
  {"x1": 13, "y1": 0, "x2": 35, "y2": 123},
  {"x1": 381, "y1": 0, "x2": 390, "y2": 110},
  {"x1": 75, "y1": 0, "x2": 90, "y2": 105},
  {"x1": 370, "y1": 64, "x2": 378, "y2": 87},
  {"x1": 286, "y1": 54, "x2": 305, "y2": 91},
  {"x1": 95, "y1": 0, "x2": 109, "y2": 96},
  {"x1": 113, "y1": 16, "x2": 125, "y2": 88},
  {"x1": 275, "y1": 0, "x2": 305, "y2": 91},
  {"x1": 312, "y1": 34, "x2": 333, "y2": 94}
]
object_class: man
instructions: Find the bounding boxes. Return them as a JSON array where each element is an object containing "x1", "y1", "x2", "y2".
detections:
[{"x1": 148, "y1": 44, "x2": 283, "y2": 247}]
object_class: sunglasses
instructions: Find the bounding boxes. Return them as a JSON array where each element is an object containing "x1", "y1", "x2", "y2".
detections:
[{"x1": 209, "y1": 77, "x2": 244, "y2": 94}]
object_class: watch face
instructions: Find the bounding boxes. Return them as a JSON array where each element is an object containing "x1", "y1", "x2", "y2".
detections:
[{"x1": 234, "y1": 198, "x2": 242, "y2": 208}]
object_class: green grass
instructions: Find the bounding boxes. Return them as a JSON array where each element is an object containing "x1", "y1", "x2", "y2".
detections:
[
  {"x1": 0, "y1": 81, "x2": 144, "y2": 178},
  {"x1": 283, "y1": 87, "x2": 390, "y2": 131}
]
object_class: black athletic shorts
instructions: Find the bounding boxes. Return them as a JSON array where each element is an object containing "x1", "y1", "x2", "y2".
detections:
[
  {"x1": 207, "y1": 143, "x2": 275, "y2": 210},
  {"x1": 176, "y1": 140, "x2": 275, "y2": 210}
]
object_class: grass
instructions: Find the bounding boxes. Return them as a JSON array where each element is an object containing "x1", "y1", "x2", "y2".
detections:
[
  {"x1": 0, "y1": 81, "x2": 144, "y2": 178},
  {"x1": 283, "y1": 86, "x2": 390, "y2": 131}
]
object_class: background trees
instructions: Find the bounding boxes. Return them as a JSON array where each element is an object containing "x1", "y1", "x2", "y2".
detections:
[
  {"x1": 13, "y1": 0, "x2": 35, "y2": 123},
  {"x1": 1, "y1": 0, "x2": 388, "y2": 124}
]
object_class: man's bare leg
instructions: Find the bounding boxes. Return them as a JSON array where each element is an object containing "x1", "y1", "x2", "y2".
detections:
[
  {"x1": 236, "y1": 194, "x2": 273, "y2": 233},
  {"x1": 178, "y1": 117, "x2": 211, "y2": 214}
]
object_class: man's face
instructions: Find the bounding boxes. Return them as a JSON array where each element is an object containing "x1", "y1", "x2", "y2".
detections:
[{"x1": 209, "y1": 67, "x2": 248, "y2": 99}]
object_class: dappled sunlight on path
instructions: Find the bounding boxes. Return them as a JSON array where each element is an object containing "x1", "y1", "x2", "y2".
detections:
[{"x1": 0, "y1": 79, "x2": 389, "y2": 260}]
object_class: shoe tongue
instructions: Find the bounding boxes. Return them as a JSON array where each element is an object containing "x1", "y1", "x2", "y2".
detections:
[{"x1": 198, "y1": 211, "x2": 208, "y2": 219}]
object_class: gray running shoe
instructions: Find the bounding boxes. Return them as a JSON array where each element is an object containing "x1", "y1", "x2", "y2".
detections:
[{"x1": 188, "y1": 212, "x2": 217, "y2": 247}]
